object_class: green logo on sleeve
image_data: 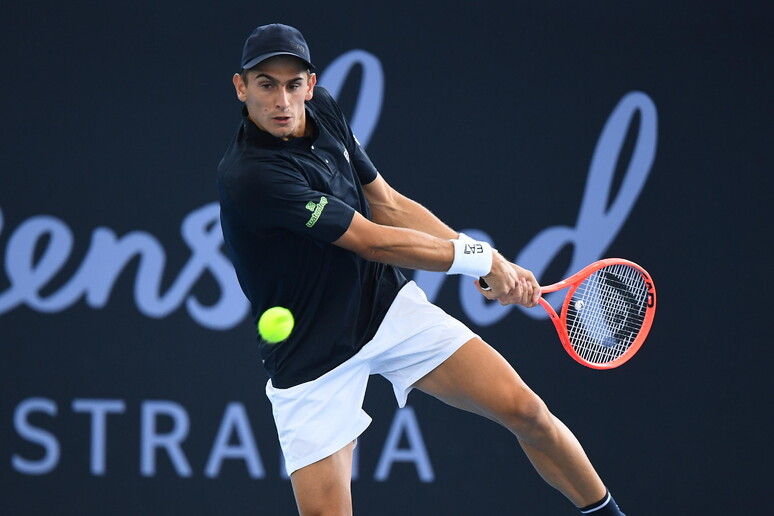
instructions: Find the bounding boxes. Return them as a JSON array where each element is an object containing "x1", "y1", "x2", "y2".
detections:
[{"x1": 305, "y1": 196, "x2": 328, "y2": 228}]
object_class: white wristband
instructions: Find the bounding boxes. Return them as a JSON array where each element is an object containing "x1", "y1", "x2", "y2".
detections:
[
  {"x1": 456, "y1": 232, "x2": 475, "y2": 244},
  {"x1": 446, "y1": 233, "x2": 493, "y2": 278}
]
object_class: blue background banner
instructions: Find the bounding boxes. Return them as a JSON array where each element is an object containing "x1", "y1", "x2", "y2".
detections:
[{"x1": 2, "y1": 1, "x2": 771, "y2": 514}]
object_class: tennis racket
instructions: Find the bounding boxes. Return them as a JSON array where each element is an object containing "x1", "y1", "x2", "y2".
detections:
[{"x1": 480, "y1": 258, "x2": 656, "y2": 369}]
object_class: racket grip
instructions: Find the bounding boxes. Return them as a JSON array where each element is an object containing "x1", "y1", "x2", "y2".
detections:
[{"x1": 479, "y1": 277, "x2": 491, "y2": 290}]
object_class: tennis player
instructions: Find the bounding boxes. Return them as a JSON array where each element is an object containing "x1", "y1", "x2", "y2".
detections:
[{"x1": 217, "y1": 23, "x2": 627, "y2": 516}]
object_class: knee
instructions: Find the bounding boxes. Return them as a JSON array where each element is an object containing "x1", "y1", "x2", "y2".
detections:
[{"x1": 496, "y1": 389, "x2": 554, "y2": 441}]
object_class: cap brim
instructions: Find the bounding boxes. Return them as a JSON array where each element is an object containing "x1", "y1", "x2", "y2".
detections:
[{"x1": 242, "y1": 51, "x2": 315, "y2": 71}]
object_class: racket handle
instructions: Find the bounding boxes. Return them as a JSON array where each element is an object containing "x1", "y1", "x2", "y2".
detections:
[{"x1": 479, "y1": 277, "x2": 491, "y2": 290}]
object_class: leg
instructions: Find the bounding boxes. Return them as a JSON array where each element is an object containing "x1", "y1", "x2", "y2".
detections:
[
  {"x1": 413, "y1": 337, "x2": 607, "y2": 508},
  {"x1": 289, "y1": 440, "x2": 355, "y2": 516}
]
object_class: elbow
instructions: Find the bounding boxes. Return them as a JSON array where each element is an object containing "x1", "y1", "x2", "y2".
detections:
[
  {"x1": 358, "y1": 245, "x2": 387, "y2": 263},
  {"x1": 333, "y1": 212, "x2": 400, "y2": 264},
  {"x1": 370, "y1": 206, "x2": 399, "y2": 227}
]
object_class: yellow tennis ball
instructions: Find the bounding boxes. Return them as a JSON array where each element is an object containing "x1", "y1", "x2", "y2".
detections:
[{"x1": 258, "y1": 307, "x2": 294, "y2": 344}]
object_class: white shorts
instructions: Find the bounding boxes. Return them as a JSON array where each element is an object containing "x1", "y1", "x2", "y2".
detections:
[{"x1": 265, "y1": 281, "x2": 477, "y2": 475}]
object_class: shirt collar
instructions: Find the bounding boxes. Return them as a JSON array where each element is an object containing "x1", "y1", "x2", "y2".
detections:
[{"x1": 241, "y1": 104, "x2": 318, "y2": 148}]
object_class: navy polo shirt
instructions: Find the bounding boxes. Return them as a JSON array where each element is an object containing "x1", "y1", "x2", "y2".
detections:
[{"x1": 217, "y1": 87, "x2": 407, "y2": 388}]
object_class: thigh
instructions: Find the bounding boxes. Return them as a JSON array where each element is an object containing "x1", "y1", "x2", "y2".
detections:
[
  {"x1": 370, "y1": 281, "x2": 476, "y2": 407},
  {"x1": 290, "y1": 440, "x2": 355, "y2": 516},
  {"x1": 412, "y1": 337, "x2": 543, "y2": 424}
]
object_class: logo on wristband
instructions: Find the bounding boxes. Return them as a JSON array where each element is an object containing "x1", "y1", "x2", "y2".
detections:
[{"x1": 463, "y1": 243, "x2": 485, "y2": 254}]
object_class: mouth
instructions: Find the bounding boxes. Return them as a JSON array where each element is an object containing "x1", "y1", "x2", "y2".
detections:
[{"x1": 273, "y1": 116, "x2": 292, "y2": 125}]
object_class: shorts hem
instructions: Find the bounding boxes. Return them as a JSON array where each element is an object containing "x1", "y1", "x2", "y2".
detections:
[
  {"x1": 392, "y1": 330, "x2": 478, "y2": 408},
  {"x1": 284, "y1": 417, "x2": 372, "y2": 476}
]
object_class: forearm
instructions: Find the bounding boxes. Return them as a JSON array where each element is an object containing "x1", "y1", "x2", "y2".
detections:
[
  {"x1": 335, "y1": 211, "x2": 538, "y2": 307},
  {"x1": 338, "y1": 218, "x2": 454, "y2": 272},
  {"x1": 357, "y1": 176, "x2": 540, "y2": 306},
  {"x1": 358, "y1": 224, "x2": 532, "y2": 303},
  {"x1": 370, "y1": 191, "x2": 459, "y2": 240}
]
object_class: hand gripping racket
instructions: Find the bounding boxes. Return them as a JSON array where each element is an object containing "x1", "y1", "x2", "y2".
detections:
[{"x1": 481, "y1": 258, "x2": 656, "y2": 369}]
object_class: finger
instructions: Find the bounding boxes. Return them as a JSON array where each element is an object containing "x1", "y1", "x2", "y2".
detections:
[
  {"x1": 532, "y1": 285, "x2": 542, "y2": 306},
  {"x1": 526, "y1": 274, "x2": 540, "y2": 305},
  {"x1": 502, "y1": 287, "x2": 525, "y2": 307},
  {"x1": 515, "y1": 278, "x2": 525, "y2": 297},
  {"x1": 526, "y1": 280, "x2": 536, "y2": 304},
  {"x1": 519, "y1": 277, "x2": 530, "y2": 305}
]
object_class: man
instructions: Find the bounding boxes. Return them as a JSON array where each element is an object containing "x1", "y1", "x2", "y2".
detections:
[{"x1": 217, "y1": 23, "x2": 626, "y2": 516}]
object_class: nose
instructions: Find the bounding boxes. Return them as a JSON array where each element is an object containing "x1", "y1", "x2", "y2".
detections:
[{"x1": 275, "y1": 88, "x2": 290, "y2": 109}]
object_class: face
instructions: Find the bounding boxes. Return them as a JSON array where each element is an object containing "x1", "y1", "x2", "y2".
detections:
[{"x1": 233, "y1": 56, "x2": 316, "y2": 140}]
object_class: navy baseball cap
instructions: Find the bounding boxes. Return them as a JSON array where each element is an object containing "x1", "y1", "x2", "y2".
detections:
[{"x1": 240, "y1": 24, "x2": 315, "y2": 71}]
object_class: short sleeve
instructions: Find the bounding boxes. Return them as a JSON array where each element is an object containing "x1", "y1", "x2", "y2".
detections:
[
  {"x1": 349, "y1": 133, "x2": 378, "y2": 185},
  {"x1": 223, "y1": 157, "x2": 355, "y2": 243}
]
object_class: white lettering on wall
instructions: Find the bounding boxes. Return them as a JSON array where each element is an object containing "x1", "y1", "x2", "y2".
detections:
[
  {"x1": 0, "y1": 45, "x2": 655, "y2": 331},
  {"x1": 9, "y1": 398, "x2": 427, "y2": 482},
  {"x1": 319, "y1": 49, "x2": 384, "y2": 148},
  {"x1": 140, "y1": 400, "x2": 192, "y2": 477},
  {"x1": 0, "y1": 204, "x2": 249, "y2": 330},
  {"x1": 12, "y1": 398, "x2": 60, "y2": 475},
  {"x1": 374, "y1": 406, "x2": 434, "y2": 482},
  {"x1": 72, "y1": 399, "x2": 126, "y2": 475},
  {"x1": 415, "y1": 91, "x2": 658, "y2": 325},
  {"x1": 205, "y1": 402, "x2": 264, "y2": 478}
]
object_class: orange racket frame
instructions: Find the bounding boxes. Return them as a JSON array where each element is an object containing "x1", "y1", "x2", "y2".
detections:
[{"x1": 538, "y1": 258, "x2": 656, "y2": 369}]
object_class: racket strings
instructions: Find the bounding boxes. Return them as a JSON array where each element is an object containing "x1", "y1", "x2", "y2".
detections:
[{"x1": 565, "y1": 264, "x2": 649, "y2": 365}]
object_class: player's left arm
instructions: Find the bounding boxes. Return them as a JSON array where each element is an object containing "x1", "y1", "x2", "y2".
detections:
[{"x1": 363, "y1": 173, "x2": 459, "y2": 240}]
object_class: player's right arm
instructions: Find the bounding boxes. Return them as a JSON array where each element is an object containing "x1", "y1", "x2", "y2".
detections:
[
  {"x1": 333, "y1": 212, "x2": 537, "y2": 306},
  {"x1": 334, "y1": 211, "x2": 455, "y2": 272}
]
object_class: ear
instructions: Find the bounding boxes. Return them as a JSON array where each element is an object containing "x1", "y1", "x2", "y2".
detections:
[
  {"x1": 233, "y1": 73, "x2": 247, "y2": 102},
  {"x1": 305, "y1": 73, "x2": 317, "y2": 101}
]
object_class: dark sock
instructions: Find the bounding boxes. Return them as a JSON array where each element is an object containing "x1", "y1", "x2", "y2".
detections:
[{"x1": 578, "y1": 490, "x2": 626, "y2": 515}]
